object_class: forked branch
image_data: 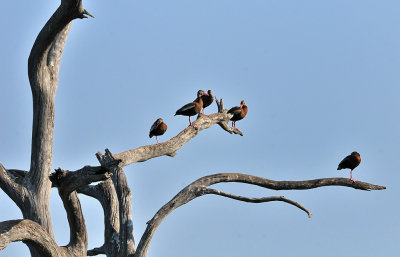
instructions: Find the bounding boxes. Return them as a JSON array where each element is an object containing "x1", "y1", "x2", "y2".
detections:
[
  {"x1": 0, "y1": 219, "x2": 66, "y2": 257},
  {"x1": 134, "y1": 173, "x2": 385, "y2": 257}
]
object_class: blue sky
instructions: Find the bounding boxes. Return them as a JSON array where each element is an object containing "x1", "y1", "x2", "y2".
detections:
[{"x1": 0, "y1": 0, "x2": 399, "y2": 256}]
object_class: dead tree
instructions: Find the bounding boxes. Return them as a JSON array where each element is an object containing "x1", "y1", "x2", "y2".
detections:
[{"x1": 0, "y1": 1, "x2": 386, "y2": 257}]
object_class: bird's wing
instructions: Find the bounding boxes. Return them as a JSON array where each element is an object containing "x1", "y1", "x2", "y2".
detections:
[
  {"x1": 150, "y1": 121, "x2": 159, "y2": 134},
  {"x1": 338, "y1": 155, "x2": 351, "y2": 168},
  {"x1": 228, "y1": 106, "x2": 242, "y2": 115},
  {"x1": 176, "y1": 103, "x2": 196, "y2": 113}
]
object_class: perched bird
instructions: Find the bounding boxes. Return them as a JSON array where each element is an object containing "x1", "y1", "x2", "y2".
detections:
[
  {"x1": 149, "y1": 118, "x2": 167, "y2": 144},
  {"x1": 175, "y1": 90, "x2": 207, "y2": 127},
  {"x1": 199, "y1": 89, "x2": 214, "y2": 114},
  {"x1": 337, "y1": 151, "x2": 361, "y2": 181},
  {"x1": 228, "y1": 100, "x2": 248, "y2": 130}
]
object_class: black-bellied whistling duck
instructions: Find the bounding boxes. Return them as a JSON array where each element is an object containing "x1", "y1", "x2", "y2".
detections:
[
  {"x1": 149, "y1": 118, "x2": 167, "y2": 144},
  {"x1": 337, "y1": 151, "x2": 361, "y2": 181},
  {"x1": 228, "y1": 100, "x2": 248, "y2": 130},
  {"x1": 175, "y1": 90, "x2": 207, "y2": 127},
  {"x1": 200, "y1": 90, "x2": 214, "y2": 114}
]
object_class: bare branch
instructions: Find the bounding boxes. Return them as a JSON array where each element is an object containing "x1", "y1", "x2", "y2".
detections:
[
  {"x1": 49, "y1": 160, "x2": 119, "y2": 193},
  {"x1": 28, "y1": 0, "x2": 93, "y2": 192},
  {"x1": 114, "y1": 111, "x2": 242, "y2": 167},
  {"x1": 87, "y1": 245, "x2": 105, "y2": 256},
  {"x1": 0, "y1": 163, "x2": 25, "y2": 208},
  {"x1": 194, "y1": 173, "x2": 386, "y2": 191},
  {"x1": 49, "y1": 163, "x2": 118, "y2": 256},
  {"x1": 0, "y1": 219, "x2": 67, "y2": 256},
  {"x1": 23, "y1": 1, "x2": 94, "y2": 242},
  {"x1": 78, "y1": 181, "x2": 122, "y2": 257},
  {"x1": 134, "y1": 173, "x2": 385, "y2": 257},
  {"x1": 203, "y1": 188, "x2": 312, "y2": 218},
  {"x1": 97, "y1": 150, "x2": 136, "y2": 256}
]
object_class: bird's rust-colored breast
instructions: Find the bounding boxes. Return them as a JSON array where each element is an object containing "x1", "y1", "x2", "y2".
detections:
[
  {"x1": 228, "y1": 104, "x2": 248, "y2": 122},
  {"x1": 159, "y1": 122, "x2": 167, "y2": 133},
  {"x1": 150, "y1": 121, "x2": 167, "y2": 137},
  {"x1": 241, "y1": 105, "x2": 248, "y2": 119}
]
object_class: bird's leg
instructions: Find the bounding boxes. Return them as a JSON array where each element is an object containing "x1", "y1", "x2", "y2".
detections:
[
  {"x1": 350, "y1": 170, "x2": 357, "y2": 182},
  {"x1": 156, "y1": 136, "x2": 159, "y2": 144},
  {"x1": 189, "y1": 116, "x2": 198, "y2": 129}
]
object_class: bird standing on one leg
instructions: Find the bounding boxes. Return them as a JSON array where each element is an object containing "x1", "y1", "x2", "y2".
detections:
[
  {"x1": 337, "y1": 151, "x2": 361, "y2": 181},
  {"x1": 149, "y1": 118, "x2": 167, "y2": 144},
  {"x1": 227, "y1": 100, "x2": 248, "y2": 131},
  {"x1": 175, "y1": 90, "x2": 207, "y2": 127}
]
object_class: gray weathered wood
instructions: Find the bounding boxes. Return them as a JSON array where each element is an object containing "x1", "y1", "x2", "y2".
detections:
[
  {"x1": 0, "y1": 1, "x2": 387, "y2": 257},
  {"x1": 134, "y1": 173, "x2": 385, "y2": 257}
]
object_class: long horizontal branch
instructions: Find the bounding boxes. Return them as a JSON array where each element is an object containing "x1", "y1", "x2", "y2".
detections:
[
  {"x1": 194, "y1": 173, "x2": 386, "y2": 191},
  {"x1": 134, "y1": 173, "x2": 385, "y2": 257},
  {"x1": 0, "y1": 219, "x2": 67, "y2": 257}
]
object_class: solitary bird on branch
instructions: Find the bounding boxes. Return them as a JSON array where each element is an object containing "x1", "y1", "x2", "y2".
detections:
[
  {"x1": 175, "y1": 90, "x2": 207, "y2": 127},
  {"x1": 199, "y1": 89, "x2": 214, "y2": 114},
  {"x1": 149, "y1": 118, "x2": 167, "y2": 144},
  {"x1": 337, "y1": 151, "x2": 361, "y2": 181},
  {"x1": 228, "y1": 100, "x2": 248, "y2": 131}
]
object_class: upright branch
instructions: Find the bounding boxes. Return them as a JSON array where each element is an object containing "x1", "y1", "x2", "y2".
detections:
[
  {"x1": 22, "y1": 0, "x2": 94, "y2": 241},
  {"x1": 78, "y1": 180, "x2": 120, "y2": 257},
  {"x1": 96, "y1": 150, "x2": 136, "y2": 256},
  {"x1": 134, "y1": 173, "x2": 385, "y2": 257},
  {"x1": 27, "y1": 0, "x2": 93, "y2": 192}
]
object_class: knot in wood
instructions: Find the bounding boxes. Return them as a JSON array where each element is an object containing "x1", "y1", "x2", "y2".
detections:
[{"x1": 49, "y1": 168, "x2": 68, "y2": 187}]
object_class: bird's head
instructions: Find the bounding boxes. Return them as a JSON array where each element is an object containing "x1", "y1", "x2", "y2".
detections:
[
  {"x1": 240, "y1": 100, "x2": 246, "y2": 108},
  {"x1": 156, "y1": 118, "x2": 163, "y2": 124},
  {"x1": 351, "y1": 151, "x2": 360, "y2": 156},
  {"x1": 197, "y1": 90, "x2": 207, "y2": 97}
]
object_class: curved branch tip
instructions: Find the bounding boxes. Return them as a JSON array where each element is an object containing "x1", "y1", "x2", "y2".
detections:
[{"x1": 83, "y1": 9, "x2": 95, "y2": 18}]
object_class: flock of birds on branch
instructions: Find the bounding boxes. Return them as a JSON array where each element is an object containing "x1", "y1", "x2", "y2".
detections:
[
  {"x1": 149, "y1": 89, "x2": 248, "y2": 142},
  {"x1": 148, "y1": 89, "x2": 361, "y2": 182}
]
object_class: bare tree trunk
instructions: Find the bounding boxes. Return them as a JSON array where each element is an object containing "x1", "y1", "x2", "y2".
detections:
[{"x1": 0, "y1": 1, "x2": 387, "y2": 257}]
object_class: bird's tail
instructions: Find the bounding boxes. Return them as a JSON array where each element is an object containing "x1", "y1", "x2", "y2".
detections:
[{"x1": 337, "y1": 166, "x2": 342, "y2": 170}]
